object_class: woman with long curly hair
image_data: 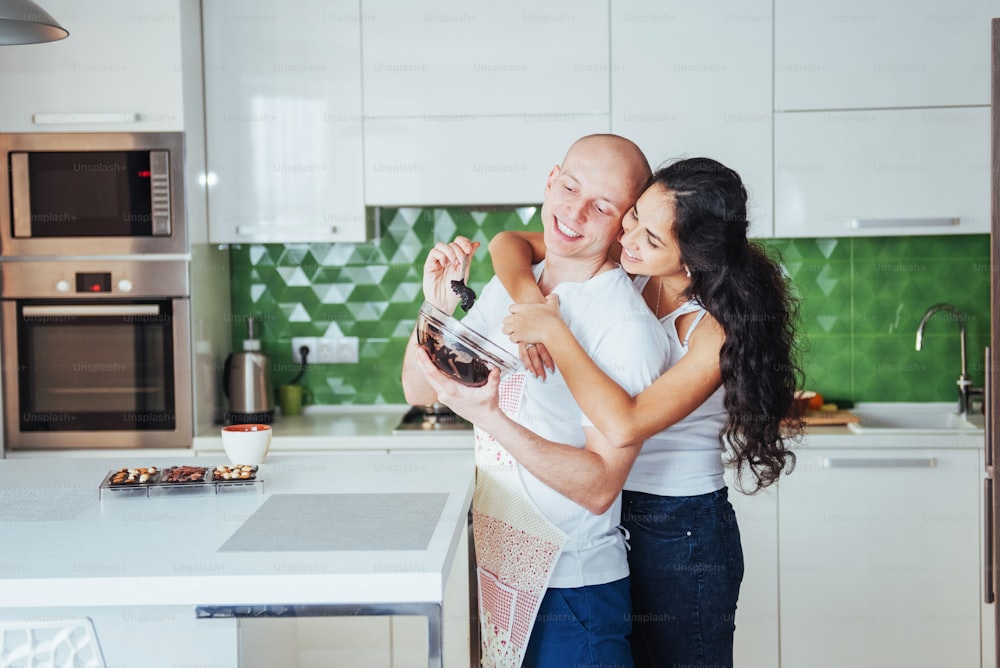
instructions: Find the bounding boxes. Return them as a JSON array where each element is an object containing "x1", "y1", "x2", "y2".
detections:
[{"x1": 415, "y1": 156, "x2": 802, "y2": 668}]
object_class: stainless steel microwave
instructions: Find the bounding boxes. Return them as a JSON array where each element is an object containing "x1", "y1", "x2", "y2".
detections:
[{"x1": 0, "y1": 132, "x2": 187, "y2": 257}]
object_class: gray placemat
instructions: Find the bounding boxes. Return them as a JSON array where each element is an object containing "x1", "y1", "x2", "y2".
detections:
[
  {"x1": 218, "y1": 492, "x2": 449, "y2": 552},
  {"x1": 0, "y1": 487, "x2": 92, "y2": 523}
]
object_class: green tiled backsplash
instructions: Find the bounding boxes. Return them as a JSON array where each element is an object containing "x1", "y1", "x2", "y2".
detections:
[{"x1": 229, "y1": 208, "x2": 990, "y2": 407}]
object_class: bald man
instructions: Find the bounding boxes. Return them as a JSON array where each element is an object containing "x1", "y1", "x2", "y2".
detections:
[{"x1": 404, "y1": 135, "x2": 669, "y2": 668}]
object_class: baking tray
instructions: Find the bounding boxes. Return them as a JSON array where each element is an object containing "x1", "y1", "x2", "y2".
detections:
[
  {"x1": 99, "y1": 466, "x2": 263, "y2": 501},
  {"x1": 212, "y1": 464, "x2": 262, "y2": 496},
  {"x1": 151, "y1": 466, "x2": 212, "y2": 498},
  {"x1": 98, "y1": 467, "x2": 161, "y2": 500}
]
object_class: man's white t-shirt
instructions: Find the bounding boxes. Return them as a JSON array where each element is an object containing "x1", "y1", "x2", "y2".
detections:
[{"x1": 461, "y1": 261, "x2": 670, "y2": 588}]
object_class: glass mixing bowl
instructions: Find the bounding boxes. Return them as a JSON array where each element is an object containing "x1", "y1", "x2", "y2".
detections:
[{"x1": 416, "y1": 301, "x2": 520, "y2": 387}]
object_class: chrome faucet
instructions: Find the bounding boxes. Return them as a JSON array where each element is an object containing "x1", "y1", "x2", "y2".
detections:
[{"x1": 915, "y1": 303, "x2": 980, "y2": 415}]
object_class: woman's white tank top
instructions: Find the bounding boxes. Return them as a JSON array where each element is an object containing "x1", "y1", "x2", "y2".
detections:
[{"x1": 625, "y1": 276, "x2": 727, "y2": 496}]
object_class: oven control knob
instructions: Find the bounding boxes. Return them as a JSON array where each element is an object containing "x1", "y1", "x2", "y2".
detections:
[
  {"x1": 118, "y1": 279, "x2": 133, "y2": 293},
  {"x1": 55, "y1": 280, "x2": 70, "y2": 293}
]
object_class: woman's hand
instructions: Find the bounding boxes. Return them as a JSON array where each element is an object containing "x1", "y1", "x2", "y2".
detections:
[
  {"x1": 503, "y1": 295, "x2": 562, "y2": 377},
  {"x1": 410, "y1": 342, "x2": 506, "y2": 431},
  {"x1": 515, "y1": 341, "x2": 555, "y2": 380},
  {"x1": 422, "y1": 237, "x2": 480, "y2": 313}
]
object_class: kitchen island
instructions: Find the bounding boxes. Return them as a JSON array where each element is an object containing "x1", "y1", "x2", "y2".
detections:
[{"x1": 0, "y1": 452, "x2": 475, "y2": 668}]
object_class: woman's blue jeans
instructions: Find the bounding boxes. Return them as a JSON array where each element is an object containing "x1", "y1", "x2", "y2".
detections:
[{"x1": 621, "y1": 487, "x2": 744, "y2": 668}]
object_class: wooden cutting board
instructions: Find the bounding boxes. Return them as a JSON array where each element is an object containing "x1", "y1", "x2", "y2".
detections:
[{"x1": 799, "y1": 409, "x2": 860, "y2": 426}]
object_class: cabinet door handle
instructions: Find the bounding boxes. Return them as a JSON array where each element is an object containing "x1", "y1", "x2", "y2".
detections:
[
  {"x1": 850, "y1": 217, "x2": 959, "y2": 229},
  {"x1": 821, "y1": 457, "x2": 937, "y2": 468},
  {"x1": 987, "y1": 347, "x2": 993, "y2": 472},
  {"x1": 22, "y1": 304, "x2": 160, "y2": 317},
  {"x1": 987, "y1": 476, "x2": 995, "y2": 604},
  {"x1": 235, "y1": 225, "x2": 339, "y2": 237}
]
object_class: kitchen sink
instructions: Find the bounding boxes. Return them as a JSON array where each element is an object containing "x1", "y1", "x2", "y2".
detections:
[{"x1": 847, "y1": 402, "x2": 984, "y2": 434}]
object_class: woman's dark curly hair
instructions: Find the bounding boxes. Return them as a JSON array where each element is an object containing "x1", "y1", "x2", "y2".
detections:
[{"x1": 653, "y1": 157, "x2": 803, "y2": 492}]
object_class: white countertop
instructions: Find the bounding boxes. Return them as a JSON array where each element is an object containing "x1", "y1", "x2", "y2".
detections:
[
  {"x1": 796, "y1": 427, "x2": 984, "y2": 448},
  {"x1": 795, "y1": 402, "x2": 985, "y2": 449},
  {"x1": 5, "y1": 403, "x2": 982, "y2": 460},
  {"x1": 0, "y1": 452, "x2": 475, "y2": 609},
  {"x1": 193, "y1": 405, "x2": 475, "y2": 453},
  {"x1": 191, "y1": 402, "x2": 984, "y2": 452}
]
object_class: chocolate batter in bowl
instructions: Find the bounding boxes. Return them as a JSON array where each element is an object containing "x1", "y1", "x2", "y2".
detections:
[{"x1": 416, "y1": 301, "x2": 520, "y2": 387}]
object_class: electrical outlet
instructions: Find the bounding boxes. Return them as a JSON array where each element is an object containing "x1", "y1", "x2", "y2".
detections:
[
  {"x1": 315, "y1": 338, "x2": 336, "y2": 363},
  {"x1": 291, "y1": 337, "x2": 317, "y2": 364},
  {"x1": 309, "y1": 336, "x2": 359, "y2": 363},
  {"x1": 293, "y1": 337, "x2": 358, "y2": 364},
  {"x1": 333, "y1": 336, "x2": 359, "y2": 364}
]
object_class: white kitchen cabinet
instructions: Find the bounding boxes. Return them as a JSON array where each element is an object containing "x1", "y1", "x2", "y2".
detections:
[
  {"x1": 775, "y1": 0, "x2": 995, "y2": 110},
  {"x1": 610, "y1": 0, "x2": 774, "y2": 237},
  {"x1": 726, "y1": 470, "x2": 780, "y2": 668},
  {"x1": 390, "y1": 524, "x2": 471, "y2": 668},
  {"x1": 241, "y1": 617, "x2": 392, "y2": 668},
  {"x1": 772, "y1": 0, "x2": 993, "y2": 239},
  {"x1": 361, "y1": 0, "x2": 609, "y2": 117},
  {"x1": 774, "y1": 107, "x2": 990, "y2": 237},
  {"x1": 360, "y1": 0, "x2": 610, "y2": 207},
  {"x1": 364, "y1": 114, "x2": 610, "y2": 206},
  {"x1": 240, "y1": 519, "x2": 470, "y2": 668},
  {"x1": 203, "y1": 0, "x2": 368, "y2": 243},
  {"x1": 778, "y1": 446, "x2": 982, "y2": 668},
  {"x1": 0, "y1": 0, "x2": 201, "y2": 132}
]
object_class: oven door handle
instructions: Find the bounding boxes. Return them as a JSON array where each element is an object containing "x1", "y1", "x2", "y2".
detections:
[{"x1": 21, "y1": 304, "x2": 161, "y2": 317}]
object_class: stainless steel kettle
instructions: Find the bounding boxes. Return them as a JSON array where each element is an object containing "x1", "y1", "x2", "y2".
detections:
[{"x1": 223, "y1": 317, "x2": 274, "y2": 424}]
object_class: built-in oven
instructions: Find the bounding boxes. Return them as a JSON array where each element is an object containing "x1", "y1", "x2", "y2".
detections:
[
  {"x1": 0, "y1": 132, "x2": 186, "y2": 257},
  {"x1": 1, "y1": 259, "x2": 192, "y2": 450}
]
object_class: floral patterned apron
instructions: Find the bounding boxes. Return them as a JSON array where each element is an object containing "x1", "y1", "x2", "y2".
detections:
[{"x1": 472, "y1": 372, "x2": 568, "y2": 667}]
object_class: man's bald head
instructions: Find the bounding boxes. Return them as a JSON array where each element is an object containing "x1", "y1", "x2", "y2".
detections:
[{"x1": 561, "y1": 134, "x2": 652, "y2": 204}]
